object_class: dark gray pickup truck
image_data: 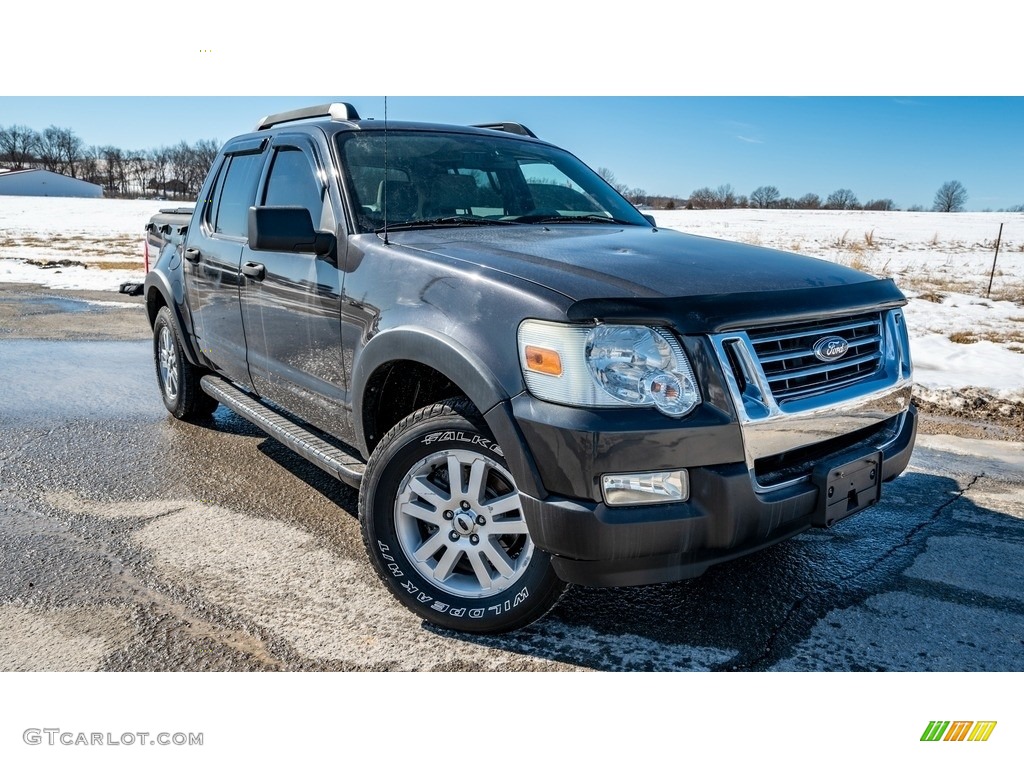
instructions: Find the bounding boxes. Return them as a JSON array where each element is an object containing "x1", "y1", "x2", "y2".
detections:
[{"x1": 144, "y1": 103, "x2": 916, "y2": 633}]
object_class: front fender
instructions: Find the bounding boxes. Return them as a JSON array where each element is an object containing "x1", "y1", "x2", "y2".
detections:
[
  {"x1": 351, "y1": 327, "x2": 548, "y2": 498},
  {"x1": 352, "y1": 326, "x2": 514, "y2": 437}
]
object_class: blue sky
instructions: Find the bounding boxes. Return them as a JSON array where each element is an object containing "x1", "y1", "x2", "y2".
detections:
[{"x1": 2, "y1": 96, "x2": 1021, "y2": 210}]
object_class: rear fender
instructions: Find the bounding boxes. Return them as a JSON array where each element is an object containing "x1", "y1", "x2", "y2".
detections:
[{"x1": 144, "y1": 259, "x2": 203, "y2": 367}]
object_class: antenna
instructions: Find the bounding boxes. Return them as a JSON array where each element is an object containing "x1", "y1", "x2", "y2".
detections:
[{"x1": 382, "y1": 96, "x2": 389, "y2": 246}]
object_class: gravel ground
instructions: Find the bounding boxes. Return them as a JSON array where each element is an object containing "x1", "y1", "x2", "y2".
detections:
[{"x1": 0, "y1": 282, "x2": 148, "y2": 341}]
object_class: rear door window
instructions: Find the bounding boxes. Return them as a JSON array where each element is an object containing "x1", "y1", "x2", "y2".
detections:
[{"x1": 210, "y1": 153, "x2": 264, "y2": 238}]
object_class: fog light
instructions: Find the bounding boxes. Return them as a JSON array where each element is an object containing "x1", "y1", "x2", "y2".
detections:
[{"x1": 602, "y1": 470, "x2": 689, "y2": 506}]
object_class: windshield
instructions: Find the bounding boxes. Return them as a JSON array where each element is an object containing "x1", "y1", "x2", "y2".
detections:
[{"x1": 336, "y1": 130, "x2": 650, "y2": 233}]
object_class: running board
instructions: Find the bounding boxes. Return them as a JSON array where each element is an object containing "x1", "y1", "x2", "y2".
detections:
[{"x1": 200, "y1": 376, "x2": 364, "y2": 488}]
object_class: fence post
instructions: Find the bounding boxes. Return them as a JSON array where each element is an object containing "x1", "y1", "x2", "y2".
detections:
[{"x1": 986, "y1": 223, "x2": 1004, "y2": 299}]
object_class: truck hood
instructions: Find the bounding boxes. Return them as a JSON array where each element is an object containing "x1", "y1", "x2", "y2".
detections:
[
  {"x1": 390, "y1": 224, "x2": 875, "y2": 300},
  {"x1": 386, "y1": 224, "x2": 906, "y2": 331}
]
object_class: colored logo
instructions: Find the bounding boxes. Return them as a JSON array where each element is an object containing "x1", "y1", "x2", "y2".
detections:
[
  {"x1": 812, "y1": 335, "x2": 850, "y2": 362},
  {"x1": 921, "y1": 721, "x2": 997, "y2": 742}
]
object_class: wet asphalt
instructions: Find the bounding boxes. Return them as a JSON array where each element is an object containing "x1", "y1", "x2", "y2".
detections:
[{"x1": 1, "y1": 299, "x2": 1023, "y2": 671}]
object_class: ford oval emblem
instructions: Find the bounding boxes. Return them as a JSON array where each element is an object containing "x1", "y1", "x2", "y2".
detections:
[{"x1": 813, "y1": 335, "x2": 850, "y2": 362}]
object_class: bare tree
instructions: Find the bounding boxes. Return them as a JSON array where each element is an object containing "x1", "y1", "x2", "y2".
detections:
[
  {"x1": 127, "y1": 151, "x2": 150, "y2": 197},
  {"x1": 933, "y1": 180, "x2": 968, "y2": 212},
  {"x1": 35, "y1": 126, "x2": 85, "y2": 177},
  {"x1": 101, "y1": 145, "x2": 130, "y2": 195},
  {"x1": 36, "y1": 127, "x2": 63, "y2": 173},
  {"x1": 168, "y1": 142, "x2": 197, "y2": 198},
  {"x1": 149, "y1": 147, "x2": 172, "y2": 197},
  {"x1": 750, "y1": 185, "x2": 781, "y2": 209},
  {"x1": 57, "y1": 128, "x2": 84, "y2": 178},
  {"x1": 595, "y1": 166, "x2": 643, "y2": 200},
  {"x1": 796, "y1": 193, "x2": 821, "y2": 210},
  {"x1": 825, "y1": 188, "x2": 860, "y2": 210},
  {"x1": 595, "y1": 167, "x2": 618, "y2": 187},
  {"x1": 864, "y1": 198, "x2": 897, "y2": 211},
  {"x1": 0, "y1": 125, "x2": 40, "y2": 169},
  {"x1": 193, "y1": 139, "x2": 220, "y2": 194},
  {"x1": 688, "y1": 186, "x2": 716, "y2": 209},
  {"x1": 79, "y1": 145, "x2": 102, "y2": 184},
  {"x1": 622, "y1": 186, "x2": 647, "y2": 205},
  {"x1": 715, "y1": 184, "x2": 737, "y2": 209},
  {"x1": 166, "y1": 139, "x2": 221, "y2": 198}
]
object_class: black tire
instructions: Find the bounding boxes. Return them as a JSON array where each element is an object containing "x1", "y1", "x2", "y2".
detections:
[
  {"x1": 359, "y1": 398, "x2": 565, "y2": 633},
  {"x1": 153, "y1": 306, "x2": 218, "y2": 420}
]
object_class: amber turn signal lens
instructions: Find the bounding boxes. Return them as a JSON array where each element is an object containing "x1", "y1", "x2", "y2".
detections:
[{"x1": 524, "y1": 345, "x2": 562, "y2": 376}]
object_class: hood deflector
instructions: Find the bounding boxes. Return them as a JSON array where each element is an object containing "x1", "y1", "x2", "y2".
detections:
[{"x1": 566, "y1": 279, "x2": 907, "y2": 334}]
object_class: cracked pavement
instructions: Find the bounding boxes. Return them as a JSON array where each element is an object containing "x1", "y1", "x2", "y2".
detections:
[{"x1": 1, "y1": 293, "x2": 1022, "y2": 671}]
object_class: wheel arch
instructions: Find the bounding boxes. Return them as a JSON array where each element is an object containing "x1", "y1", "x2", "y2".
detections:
[
  {"x1": 354, "y1": 327, "x2": 510, "y2": 448},
  {"x1": 352, "y1": 328, "x2": 545, "y2": 498},
  {"x1": 144, "y1": 272, "x2": 203, "y2": 367}
]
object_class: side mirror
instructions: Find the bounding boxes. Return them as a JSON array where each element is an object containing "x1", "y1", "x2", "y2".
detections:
[
  {"x1": 248, "y1": 206, "x2": 337, "y2": 259},
  {"x1": 643, "y1": 214, "x2": 657, "y2": 227}
]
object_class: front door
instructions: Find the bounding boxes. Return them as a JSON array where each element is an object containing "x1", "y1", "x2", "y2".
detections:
[{"x1": 239, "y1": 135, "x2": 348, "y2": 435}]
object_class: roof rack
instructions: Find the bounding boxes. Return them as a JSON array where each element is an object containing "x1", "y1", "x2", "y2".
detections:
[
  {"x1": 255, "y1": 102, "x2": 361, "y2": 131},
  {"x1": 472, "y1": 122, "x2": 537, "y2": 138}
]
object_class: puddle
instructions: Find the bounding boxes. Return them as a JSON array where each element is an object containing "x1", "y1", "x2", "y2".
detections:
[
  {"x1": 0, "y1": 340, "x2": 160, "y2": 421},
  {"x1": 0, "y1": 295, "x2": 93, "y2": 313}
]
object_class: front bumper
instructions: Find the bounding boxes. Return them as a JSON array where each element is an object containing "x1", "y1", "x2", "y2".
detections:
[
  {"x1": 513, "y1": 397, "x2": 917, "y2": 588},
  {"x1": 495, "y1": 307, "x2": 917, "y2": 588}
]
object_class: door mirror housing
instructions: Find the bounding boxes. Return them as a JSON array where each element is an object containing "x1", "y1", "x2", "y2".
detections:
[{"x1": 248, "y1": 206, "x2": 337, "y2": 258}]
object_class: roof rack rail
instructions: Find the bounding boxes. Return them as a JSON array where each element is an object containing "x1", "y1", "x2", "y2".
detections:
[
  {"x1": 256, "y1": 102, "x2": 361, "y2": 131},
  {"x1": 472, "y1": 122, "x2": 537, "y2": 138}
]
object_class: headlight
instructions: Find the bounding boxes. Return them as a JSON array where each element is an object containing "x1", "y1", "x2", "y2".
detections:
[{"x1": 518, "y1": 320, "x2": 701, "y2": 417}]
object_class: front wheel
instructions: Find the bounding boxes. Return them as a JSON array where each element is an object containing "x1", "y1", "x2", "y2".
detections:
[{"x1": 359, "y1": 399, "x2": 564, "y2": 633}]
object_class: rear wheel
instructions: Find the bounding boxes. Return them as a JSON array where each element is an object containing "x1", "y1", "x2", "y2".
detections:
[
  {"x1": 153, "y1": 306, "x2": 217, "y2": 420},
  {"x1": 359, "y1": 399, "x2": 564, "y2": 633}
]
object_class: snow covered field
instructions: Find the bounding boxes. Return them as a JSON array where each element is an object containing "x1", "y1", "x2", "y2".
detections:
[
  {"x1": 0, "y1": 197, "x2": 166, "y2": 291},
  {"x1": 2, "y1": 197, "x2": 1022, "y2": 404}
]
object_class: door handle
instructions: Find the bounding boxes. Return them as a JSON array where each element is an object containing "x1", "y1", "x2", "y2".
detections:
[
  {"x1": 241, "y1": 262, "x2": 266, "y2": 281},
  {"x1": 183, "y1": 248, "x2": 201, "y2": 263}
]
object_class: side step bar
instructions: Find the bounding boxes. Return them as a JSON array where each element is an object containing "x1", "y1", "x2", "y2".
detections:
[{"x1": 201, "y1": 376, "x2": 365, "y2": 488}]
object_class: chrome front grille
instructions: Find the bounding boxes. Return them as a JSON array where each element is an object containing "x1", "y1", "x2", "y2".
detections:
[{"x1": 746, "y1": 312, "x2": 884, "y2": 402}]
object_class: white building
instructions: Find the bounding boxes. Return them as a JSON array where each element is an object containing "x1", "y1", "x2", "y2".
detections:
[{"x1": 0, "y1": 169, "x2": 103, "y2": 198}]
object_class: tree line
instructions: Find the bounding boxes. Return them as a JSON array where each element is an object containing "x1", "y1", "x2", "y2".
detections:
[
  {"x1": 690, "y1": 184, "x2": 901, "y2": 211},
  {"x1": 600, "y1": 170, "x2": 1023, "y2": 214},
  {"x1": 0, "y1": 124, "x2": 218, "y2": 199}
]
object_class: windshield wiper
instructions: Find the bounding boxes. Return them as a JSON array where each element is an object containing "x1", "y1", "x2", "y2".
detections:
[
  {"x1": 511, "y1": 213, "x2": 639, "y2": 225},
  {"x1": 375, "y1": 216, "x2": 519, "y2": 233}
]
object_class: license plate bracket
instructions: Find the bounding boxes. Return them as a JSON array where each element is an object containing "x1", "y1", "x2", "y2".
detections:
[{"x1": 811, "y1": 451, "x2": 883, "y2": 528}]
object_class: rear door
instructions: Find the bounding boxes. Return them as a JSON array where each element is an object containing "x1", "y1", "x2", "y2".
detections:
[
  {"x1": 239, "y1": 132, "x2": 348, "y2": 432},
  {"x1": 185, "y1": 138, "x2": 266, "y2": 386}
]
